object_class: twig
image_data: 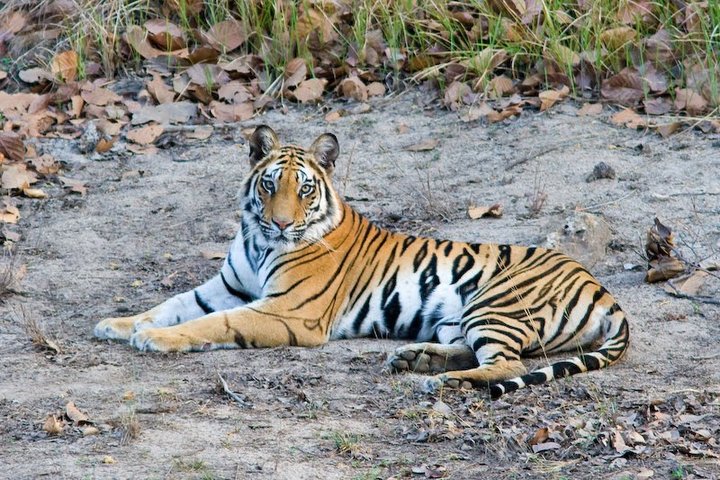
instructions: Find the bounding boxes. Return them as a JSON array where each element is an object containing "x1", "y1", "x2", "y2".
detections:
[
  {"x1": 505, "y1": 146, "x2": 560, "y2": 171},
  {"x1": 669, "y1": 191, "x2": 720, "y2": 197},
  {"x1": 664, "y1": 282, "x2": 720, "y2": 305},
  {"x1": 217, "y1": 373, "x2": 251, "y2": 408},
  {"x1": 577, "y1": 192, "x2": 637, "y2": 212},
  {"x1": 697, "y1": 352, "x2": 720, "y2": 361}
]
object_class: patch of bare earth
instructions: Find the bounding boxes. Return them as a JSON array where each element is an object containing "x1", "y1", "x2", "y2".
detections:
[{"x1": 1, "y1": 95, "x2": 719, "y2": 479}]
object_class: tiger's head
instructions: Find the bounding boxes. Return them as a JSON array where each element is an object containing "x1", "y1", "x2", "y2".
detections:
[{"x1": 241, "y1": 125, "x2": 342, "y2": 246}]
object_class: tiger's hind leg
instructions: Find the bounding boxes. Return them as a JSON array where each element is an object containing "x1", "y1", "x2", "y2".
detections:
[
  {"x1": 388, "y1": 343, "x2": 477, "y2": 374},
  {"x1": 423, "y1": 309, "x2": 530, "y2": 392}
]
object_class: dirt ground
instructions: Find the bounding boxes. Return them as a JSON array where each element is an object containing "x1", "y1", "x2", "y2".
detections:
[{"x1": 1, "y1": 93, "x2": 719, "y2": 480}]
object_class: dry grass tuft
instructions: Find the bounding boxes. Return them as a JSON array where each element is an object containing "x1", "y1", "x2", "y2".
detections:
[
  {"x1": 14, "y1": 305, "x2": 62, "y2": 354},
  {"x1": 0, "y1": 253, "x2": 25, "y2": 301},
  {"x1": 119, "y1": 408, "x2": 141, "y2": 445}
]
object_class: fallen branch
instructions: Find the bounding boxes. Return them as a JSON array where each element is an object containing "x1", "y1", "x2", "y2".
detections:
[{"x1": 664, "y1": 282, "x2": 720, "y2": 305}]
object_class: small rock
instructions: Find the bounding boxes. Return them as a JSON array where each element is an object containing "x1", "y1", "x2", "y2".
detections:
[
  {"x1": 545, "y1": 212, "x2": 613, "y2": 268},
  {"x1": 586, "y1": 161, "x2": 616, "y2": 182},
  {"x1": 77, "y1": 122, "x2": 100, "y2": 154}
]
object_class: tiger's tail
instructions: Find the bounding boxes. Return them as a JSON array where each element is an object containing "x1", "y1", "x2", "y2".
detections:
[{"x1": 489, "y1": 306, "x2": 630, "y2": 399}]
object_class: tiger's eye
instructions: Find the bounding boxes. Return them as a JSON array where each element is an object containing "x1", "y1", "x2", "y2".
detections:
[
  {"x1": 262, "y1": 180, "x2": 275, "y2": 193},
  {"x1": 300, "y1": 184, "x2": 314, "y2": 195}
]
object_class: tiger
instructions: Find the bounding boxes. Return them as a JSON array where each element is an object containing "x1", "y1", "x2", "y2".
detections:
[{"x1": 94, "y1": 125, "x2": 629, "y2": 398}]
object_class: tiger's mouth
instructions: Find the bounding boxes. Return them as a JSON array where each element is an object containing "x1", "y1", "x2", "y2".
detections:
[{"x1": 259, "y1": 224, "x2": 306, "y2": 244}]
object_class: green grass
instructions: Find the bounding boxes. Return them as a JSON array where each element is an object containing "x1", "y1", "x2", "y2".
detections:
[{"x1": 2, "y1": 0, "x2": 718, "y2": 111}]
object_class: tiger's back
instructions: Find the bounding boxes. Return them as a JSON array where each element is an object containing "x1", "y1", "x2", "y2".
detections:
[{"x1": 95, "y1": 125, "x2": 629, "y2": 398}]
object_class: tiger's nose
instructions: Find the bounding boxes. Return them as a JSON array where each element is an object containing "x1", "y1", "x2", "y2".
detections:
[{"x1": 272, "y1": 218, "x2": 292, "y2": 230}]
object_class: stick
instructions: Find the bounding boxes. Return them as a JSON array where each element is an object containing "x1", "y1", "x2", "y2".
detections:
[
  {"x1": 217, "y1": 373, "x2": 251, "y2": 407},
  {"x1": 664, "y1": 283, "x2": 720, "y2": 305},
  {"x1": 505, "y1": 146, "x2": 560, "y2": 171},
  {"x1": 697, "y1": 352, "x2": 720, "y2": 361}
]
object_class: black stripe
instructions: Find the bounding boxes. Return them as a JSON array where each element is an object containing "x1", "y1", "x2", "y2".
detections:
[
  {"x1": 471, "y1": 336, "x2": 520, "y2": 356},
  {"x1": 451, "y1": 250, "x2": 475, "y2": 284},
  {"x1": 195, "y1": 290, "x2": 214, "y2": 314},
  {"x1": 413, "y1": 241, "x2": 428, "y2": 271},
  {"x1": 220, "y1": 271, "x2": 254, "y2": 303}
]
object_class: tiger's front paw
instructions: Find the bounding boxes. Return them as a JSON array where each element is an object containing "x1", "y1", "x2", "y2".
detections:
[
  {"x1": 130, "y1": 328, "x2": 195, "y2": 352},
  {"x1": 94, "y1": 317, "x2": 137, "y2": 341},
  {"x1": 421, "y1": 374, "x2": 473, "y2": 393}
]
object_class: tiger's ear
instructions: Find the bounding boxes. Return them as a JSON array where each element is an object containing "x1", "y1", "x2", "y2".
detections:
[
  {"x1": 309, "y1": 133, "x2": 339, "y2": 171},
  {"x1": 249, "y1": 125, "x2": 280, "y2": 165}
]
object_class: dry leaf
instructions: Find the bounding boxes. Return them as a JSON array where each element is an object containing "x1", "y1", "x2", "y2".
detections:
[
  {"x1": 43, "y1": 415, "x2": 64, "y2": 436},
  {"x1": 125, "y1": 25, "x2": 187, "y2": 60},
  {"x1": 205, "y1": 19, "x2": 247, "y2": 52},
  {"x1": 95, "y1": 137, "x2": 116, "y2": 153},
  {"x1": 102, "y1": 455, "x2": 117, "y2": 464},
  {"x1": 655, "y1": 122, "x2": 682, "y2": 138},
  {"x1": 644, "y1": 97, "x2": 672, "y2": 115},
  {"x1": 613, "y1": 431, "x2": 629, "y2": 453},
  {"x1": 487, "y1": 105, "x2": 522, "y2": 123},
  {"x1": 186, "y1": 126, "x2": 213, "y2": 140},
  {"x1": 284, "y1": 58, "x2": 307, "y2": 89},
  {"x1": 600, "y1": 26, "x2": 637, "y2": 50},
  {"x1": 674, "y1": 88, "x2": 708, "y2": 116},
  {"x1": 18, "y1": 68, "x2": 53, "y2": 84},
  {"x1": 145, "y1": 19, "x2": 186, "y2": 50},
  {"x1": 70, "y1": 95, "x2": 84, "y2": 118},
  {"x1": 646, "y1": 217, "x2": 674, "y2": 259},
  {"x1": 404, "y1": 139, "x2": 439, "y2": 152},
  {"x1": 209, "y1": 101, "x2": 254, "y2": 122},
  {"x1": 324, "y1": 110, "x2": 345, "y2": 123},
  {"x1": 30, "y1": 154, "x2": 60, "y2": 175},
  {"x1": 131, "y1": 101, "x2": 197, "y2": 125},
  {"x1": 292, "y1": 78, "x2": 327, "y2": 103},
  {"x1": 82, "y1": 426, "x2": 100, "y2": 436},
  {"x1": 468, "y1": 203, "x2": 503, "y2": 219},
  {"x1": 529, "y1": 427, "x2": 550, "y2": 446},
  {"x1": 443, "y1": 81, "x2": 472, "y2": 111},
  {"x1": 127, "y1": 125, "x2": 164, "y2": 145},
  {"x1": 58, "y1": 176, "x2": 87, "y2": 196},
  {"x1": 610, "y1": 108, "x2": 647, "y2": 129},
  {"x1": 487, "y1": 75, "x2": 515, "y2": 98},
  {"x1": 0, "y1": 199, "x2": 20, "y2": 224},
  {"x1": 218, "y1": 81, "x2": 253, "y2": 104},
  {"x1": 51, "y1": 51, "x2": 78, "y2": 83},
  {"x1": 2, "y1": 164, "x2": 37, "y2": 190},
  {"x1": 22, "y1": 188, "x2": 47, "y2": 199},
  {"x1": 367, "y1": 82, "x2": 386, "y2": 97},
  {"x1": 81, "y1": 86, "x2": 121, "y2": 107},
  {"x1": 147, "y1": 75, "x2": 175, "y2": 104},
  {"x1": 65, "y1": 401, "x2": 91, "y2": 425},
  {"x1": 0, "y1": 132, "x2": 25, "y2": 162},
  {"x1": 647, "y1": 256, "x2": 685, "y2": 282},
  {"x1": 665, "y1": 270, "x2": 709, "y2": 296},
  {"x1": 539, "y1": 85, "x2": 569, "y2": 111},
  {"x1": 338, "y1": 77, "x2": 368, "y2": 102},
  {"x1": 577, "y1": 103, "x2": 603, "y2": 116},
  {"x1": 601, "y1": 71, "x2": 645, "y2": 106},
  {"x1": 186, "y1": 64, "x2": 230, "y2": 89},
  {"x1": 460, "y1": 103, "x2": 494, "y2": 122}
]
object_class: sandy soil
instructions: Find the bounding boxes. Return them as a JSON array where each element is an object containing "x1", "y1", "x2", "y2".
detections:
[{"x1": 1, "y1": 93, "x2": 719, "y2": 480}]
